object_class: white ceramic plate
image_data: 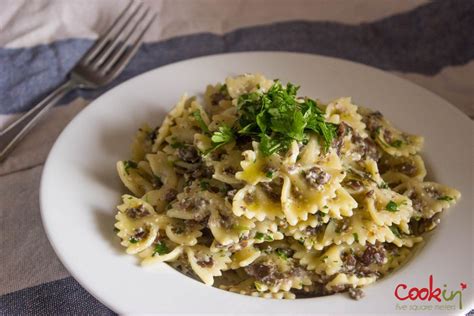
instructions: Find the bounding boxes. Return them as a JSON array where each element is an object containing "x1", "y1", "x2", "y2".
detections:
[{"x1": 40, "y1": 52, "x2": 473, "y2": 314}]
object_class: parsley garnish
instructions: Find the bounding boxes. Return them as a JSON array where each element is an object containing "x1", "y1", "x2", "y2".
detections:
[
  {"x1": 265, "y1": 170, "x2": 274, "y2": 178},
  {"x1": 378, "y1": 182, "x2": 389, "y2": 189},
  {"x1": 236, "y1": 81, "x2": 336, "y2": 155},
  {"x1": 437, "y1": 195, "x2": 454, "y2": 201},
  {"x1": 170, "y1": 142, "x2": 184, "y2": 148},
  {"x1": 123, "y1": 160, "x2": 137, "y2": 174},
  {"x1": 129, "y1": 237, "x2": 139, "y2": 244},
  {"x1": 152, "y1": 241, "x2": 170, "y2": 256},
  {"x1": 389, "y1": 225, "x2": 401, "y2": 238},
  {"x1": 206, "y1": 125, "x2": 235, "y2": 154},
  {"x1": 390, "y1": 139, "x2": 404, "y2": 148},
  {"x1": 353, "y1": 233, "x2": 359, "y2": 243},
  {"x1": 199, "y1": 180, "x2": 209, "y2": 191},
  {"x1": 385, "y1": 200, "x2": 399, "y2": 212},
  {"x1": 255, "y1": 232, "x2": 273, "y2": 241},
  {"x1": 276, "y1": 248, "x2": 288, "y2": 260},
  {"x1": 192, "y1": 110, "x2": 209, "y2": 133}
]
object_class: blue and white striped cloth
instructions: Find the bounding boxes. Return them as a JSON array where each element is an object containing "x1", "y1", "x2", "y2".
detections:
[{"x1": 1, "y1": 0, "x2": 473, "y2": 314}]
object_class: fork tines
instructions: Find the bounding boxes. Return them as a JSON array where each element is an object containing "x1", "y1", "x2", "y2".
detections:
[{"x1": 80, "y1": 1, "x2": 156, "y2": 78}]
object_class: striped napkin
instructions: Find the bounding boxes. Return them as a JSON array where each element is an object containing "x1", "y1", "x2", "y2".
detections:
[{"x1": 1, "y1": 0, "x2": 472, "y2": 314}]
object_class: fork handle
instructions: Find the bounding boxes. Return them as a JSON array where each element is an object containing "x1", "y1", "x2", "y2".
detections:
[{"x1": 0, "y1": 80, "x2": 76, "y2": 162}]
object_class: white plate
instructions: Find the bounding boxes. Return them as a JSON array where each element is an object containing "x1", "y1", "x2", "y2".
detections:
[{"x1": 40, "y1": 52, "x2": 473, "y2": 314}]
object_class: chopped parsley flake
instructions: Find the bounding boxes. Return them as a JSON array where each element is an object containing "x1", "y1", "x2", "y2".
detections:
[
  {"x1": 129, "y1": 237, "x2": 139, "y2": 244},
  {"x1": 378, "y1": 182, "x2": 389, "y2": 189},
  {"x1": 276, "y1": 248, "x2": 288, "y2": 260},
  {"x1": 353, "y1": 233, "x2": 359, "y2": 243},
  {"x1": 199, "y1": 180, "x2": 209, "y2": 191},
  {"x1": 255, "y1": 232, "x2": 273, "y2": 241},
  {"x1": 152, "y1": 241, "x2": 170, "y2": 256},
  {"x1": 437, "y1": 195, "x2": 454, "y2": 201},
  {"x1": 389, "y1": 225, "x2": 401, "y2": 238},
  {"x1": 123, "y1": 160, "x2": 137, "y2": 174},
  {"x1": 390, "y1": 139, "x2": 404, "y2": 148},
  {"x1": 265, "y1": 170, "x2": 274, "y2": 178},
  {"x1": 192, "y1": 110, "x2": 209, "y2": 133},
  {"x1": 385, "y1": 200, "x2": 399, "y2": 212}
]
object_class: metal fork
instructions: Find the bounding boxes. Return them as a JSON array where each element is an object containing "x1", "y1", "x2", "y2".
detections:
[{"x1": 0, "y1": 1, "x2": 156, "y2": 162}]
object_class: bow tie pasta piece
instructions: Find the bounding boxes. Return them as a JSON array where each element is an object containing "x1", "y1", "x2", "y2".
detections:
[
  {"x1": 131, "y1": 124, "x2": 156, "y2": 161},
  {"x1": 291, "y1": 243, "x2": 345, "y2": 276},
  {"x1": 251, "y1": 219, "x2": 285, "y2": 243},
  {"x1": 219, "y1": 279, "x2": 296, "y2": 299},
  {"x1": 186, "y1": 245, "x2": 232, "y2": 285},
  {"x1": 229, "y1": 245, "x2": 262, "y2": 269},
  {"x1": 152, "y1": 94, "x2": 190, "y2": 151},
  {"x1": 394, "y1": 180, "x2": 461, "y2": 220},
  {"x1": 203, "y1": 83, "x2": 233, "y2": 115},
  {"x1": 379, "y1": 154, "x2": 426, "y2": 181},
  {"x1": 236, "y1": 142, "x2": 282, "y2": 185},
  {"x1": 325, "y1": 97, "x2": 367, "y2": 138},
  {"x1": 281, "y1": 165, "x2": 344, "y2": 225},
  {"x1": 165, "y1": 218, "x2": 203, "y2": 246},
  {"x1": 233, "y1": 182, "x2": 285, "y2": 221},
  {"x1": 115, "y1": 195, "x2": 160, "y2": 254},
  {"x1": 139, "y1": 240, "x2": 184, "y2": 266},
  {"x1": 324, "y1": 188, "x2": 358, "y2": 219},
  {"x1": 225, "y1": 73, "x2": 274, "y2": 99},
  {"x1": 360, "y1": 108, "x2": 424, "y2": 157},
  {"x1": 205, "y1": 147, "x2": 243, "y2": 185},
  {"x1": 117, "y1": 160, "x2": 160, "y2": 197},
  {"x1": 209, "y1": 209, "x2": 255, "y2": 246},
  {"x1": 364, "y1": 188, "x2": 414, "y2": 227},
  {"x1": 326, "y1": 273, "x2": 377, "y2": 292},
  {"x1": 167, "y1": 181, "x2": 226, "y2": 221},
  {"x1": 242, "y1": 252, "x2": 312, "y2": 293}
]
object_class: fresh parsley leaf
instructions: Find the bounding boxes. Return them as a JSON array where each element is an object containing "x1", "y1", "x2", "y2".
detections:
[
  {"x1": 255, "y1": 232, "x2": 273, "y2": 241},
  {"x1": 386, "y1": 200, "x2": 399, "y2": 212},
  {"x1": 389, "y1": 225, "x2": 401, "y2": 238},
  {"x1": 152, "y1": 241, "x2": 170, "y2": 256},
  {"x1": 192, "y1": 110, "x2": 209, "y2": 133},
  {"x1": 378, "y1": 181, "x2": 389, "y2": 189},
  {"x1": 236, "y1": 81, "x2": 336, "y2": 156},
  {"x1": 199, "y1": 180, "x2": 209, "y2": 191},
  {"x1": 123, "y1": 160, "x2": 137, "y2": 174},
  {"x1": 437, "y1": 195, "x2": 454, "y2": 201},
  {"x1": 390, "y1": 139, "x2": 404, "y2": 148},
  {"x1": 353, "y1": 233, "x2": 359, "y2": 243},
  {"x1": 204, "y1": 125, "x2": 235, "y2": 155},
  {"x1": 170, "y1": 141, "x2": 184, "y2": 148},
  {"x1": 275, "y1": 248, "x2": 288, "y2": 260},
  {"x1": 129, "y1": 237, "x2": 139, "y2": 244}
]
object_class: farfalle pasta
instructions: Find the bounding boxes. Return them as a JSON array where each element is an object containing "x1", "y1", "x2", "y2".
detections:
[{"x1": 114, "y1": 74, "x2": 460, "y2": 300}]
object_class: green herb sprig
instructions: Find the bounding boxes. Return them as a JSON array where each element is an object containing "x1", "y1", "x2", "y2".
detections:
[{"x1": 236, "y1": 81, "x2": 336, "y2": 155}]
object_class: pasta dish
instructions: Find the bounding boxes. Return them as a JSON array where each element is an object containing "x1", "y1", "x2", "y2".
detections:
[{"x1": 114, "y1": 74, "x2": 460, "y2": 299}]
